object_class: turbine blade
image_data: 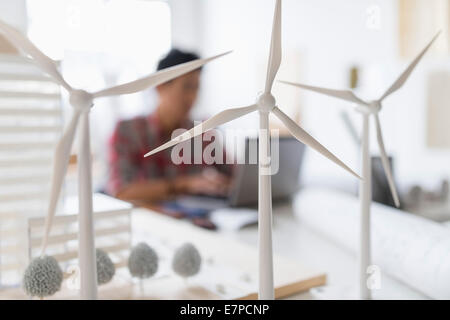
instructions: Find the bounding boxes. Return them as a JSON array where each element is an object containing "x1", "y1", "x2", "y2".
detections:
[
  {"x1": 272, "y1": 106, "x2": 361, "y2": 179},
  {"x1": 93, "y1": 51, "x2": 231, "y2": 98},
  {"x1": 0, "y1": 20, "x2": 72, "y2": 91},
  {"x1": 264, "y1": 0, "x2": 282, "y2": 93},
  {"x1": 41, "y1": 110, "x2": 82, "y2": 254},
  {"x1": 145, "y1": 104, "x2": 258, "y2": 157},
  {"x1": 374, "y1": 114, "x2": 400, "y2": 207},
  {"x1": 380, "y1": 31, "x2": 441, "y2": 101},
  {"x1": 279, "y1": 80, "x2": 369, "y2": 106}
]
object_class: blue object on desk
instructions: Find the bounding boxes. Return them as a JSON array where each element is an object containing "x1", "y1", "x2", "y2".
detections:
[{"x1": 161, "y1": 201, "x2": 210, "y2": 218}]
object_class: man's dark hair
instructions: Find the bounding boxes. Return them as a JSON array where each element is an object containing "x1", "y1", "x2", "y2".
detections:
[{"x1": 157, "y1": 48, "x2": 201, "y2": 71}]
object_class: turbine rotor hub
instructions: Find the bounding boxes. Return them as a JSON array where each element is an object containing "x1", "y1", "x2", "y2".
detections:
[
  {"x1": 70, "y1": 90, "x2": 94, "y2": 112},
  {"x1": 257, "y1": 93, "x2": 276, "y2": 113},
  {"x1": 369, "y1": 101, "x2": 382, "y2": 113}
]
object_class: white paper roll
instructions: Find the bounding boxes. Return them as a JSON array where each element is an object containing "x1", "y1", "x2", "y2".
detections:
[{"x1": 293, "y1": 187, "x2": 450, "y2": 299}]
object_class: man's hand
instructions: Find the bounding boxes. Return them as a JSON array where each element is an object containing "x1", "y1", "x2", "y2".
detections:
[{"x1": 174, "y1": 168, "x2": 231, "y2": 196}]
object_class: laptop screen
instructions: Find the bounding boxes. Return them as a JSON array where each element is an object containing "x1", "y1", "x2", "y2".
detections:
[{"x1": 228, "y1": 136, "x2": 305, "y2": 207}]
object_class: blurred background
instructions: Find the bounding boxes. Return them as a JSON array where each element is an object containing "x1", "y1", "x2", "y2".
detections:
[
  {"x1": 0, "y1": 0, "x2": 449, "y2": 297},
  {"x1": 1, "y1": 0, "x2": 450, "y2": 226}
]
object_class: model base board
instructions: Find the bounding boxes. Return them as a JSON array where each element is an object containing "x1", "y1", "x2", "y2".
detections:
[{"x1": 0, "y1": 207, "x2": 325, "y2": 300}]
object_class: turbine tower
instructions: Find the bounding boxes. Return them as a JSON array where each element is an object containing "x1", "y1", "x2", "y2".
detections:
[
  {"x1": 144, "y1": 0, "x2": 361, "y2": 300},
  {"x1": 280, "y1": 31, "x2": 440, "y2": 299},
  {"x1": 0, "y1": 19, "x2": 230, "y2": 299}
]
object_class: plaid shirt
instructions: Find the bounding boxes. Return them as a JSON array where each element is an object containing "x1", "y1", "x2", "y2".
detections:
[{"x1": 107, "y1": 112, "x2": 231, "y2": 196}]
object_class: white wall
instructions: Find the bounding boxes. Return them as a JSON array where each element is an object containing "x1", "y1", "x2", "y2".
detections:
[
  {"x1": 0, "y1": 0, "x2": 27, "y2": 31},
  {"x1": 169, "y1": 0, "x2": 204, "y2": 51},
  {"x1": 177, "y1": 0, "x2": 450, "y2": 192}
]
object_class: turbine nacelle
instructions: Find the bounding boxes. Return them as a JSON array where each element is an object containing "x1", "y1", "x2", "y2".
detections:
[
  {"x1": 355, "y1": 100, "x2": 382, "y2": 115},
  {"x1": 69, "y1": 89, "x2": 94, "y2": 112},
  {"x1": 257, "y1": 92, "x2": 276, "y2": 113}
]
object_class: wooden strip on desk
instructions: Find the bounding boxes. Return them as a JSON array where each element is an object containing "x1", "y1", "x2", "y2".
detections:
[{"x1": 240, "y1": 274, "x2": 326, "y2": 300}]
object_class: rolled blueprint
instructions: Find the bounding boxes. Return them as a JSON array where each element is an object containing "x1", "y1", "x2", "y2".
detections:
[{"x1": 293, "y1": 187, "x2": 450, "y2": 299}]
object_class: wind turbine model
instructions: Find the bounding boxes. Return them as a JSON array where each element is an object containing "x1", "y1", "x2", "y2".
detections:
[
  {"x1": 280, "y1": 31, "x2": 440, "y2": 299},
  {"x1": 0, "y1": 20, "x2": 230, "y2": 300},
  {"x1": 144, "y1": 0, "x2": 360, "y2": 300}
]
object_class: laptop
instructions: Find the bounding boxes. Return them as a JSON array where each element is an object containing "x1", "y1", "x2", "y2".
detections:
[{"x1": 175, "y1": 136, "x2": 305, "y2": 210}]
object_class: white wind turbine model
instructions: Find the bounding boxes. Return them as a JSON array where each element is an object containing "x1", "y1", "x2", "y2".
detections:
[
  {"x1": 144, "y1": 0, "x2": 360, "y2": 300},
  {"x1": 280, "y1": 31, "x2": 440, "y2": 299},
  {"x1": 0, "y1": 20, "x2": 230, "y2": 300}
]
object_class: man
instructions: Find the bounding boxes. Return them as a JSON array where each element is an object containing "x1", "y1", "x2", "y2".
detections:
[{"x1": 107, "y1": 49, "x2": 232, "y2": 202}]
